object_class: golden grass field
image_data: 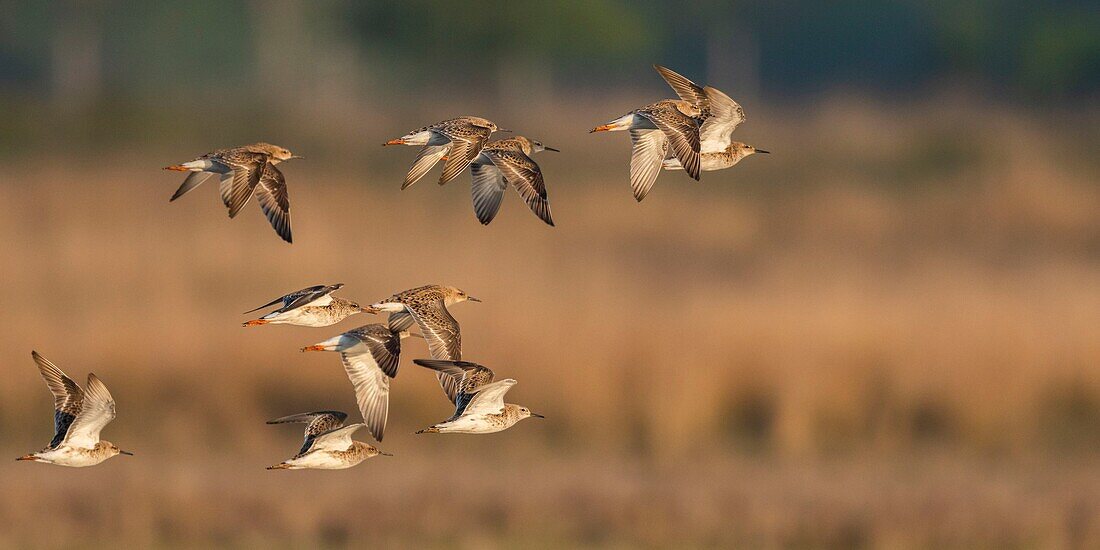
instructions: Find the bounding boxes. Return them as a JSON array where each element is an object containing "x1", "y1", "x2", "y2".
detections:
[{"x1": 0, "y1": 99, "x2": 1097, "y2": 547}]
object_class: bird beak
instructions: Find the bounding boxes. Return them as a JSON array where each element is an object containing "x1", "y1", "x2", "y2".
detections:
[
  {"x1": 467, "y1": 296, "x2": 482, "y2": 302},
  {"x1": 383, "y1": 138, "x2": 406, "y2": 146},
  {"x1": 119, "y1": 450, "x2": 134, "y2": 456},
  {"x1": 590, "y1": 124, "x2": 612, "y2": 133},
  {"x1": 531, "y1": 413, "x2": 546, "y2": 419},
  {"x1": 379, "y1": 451, "x2": 393, "y2": 457},
  {"x1": 360, "y1": 306, "x2": 379, "y2": 314},
  {"x1": 497, "y1": 128, "x2": 512, "y2": 133},
  {"x1": 288, "y1": 155, "x2": 305, "y2": 160},
  {"x1": 755, "y1": 149, "x2": 770, "y2": 154},
  {"x1": 300, "y1": 345, "x2": 327, "y2": 352},
  {"x1": 544, "y1": 146, "x2": 560, "y2": 152},
  {"x1": 15, "y1": 455, "x2": 36, "y2": 461}
]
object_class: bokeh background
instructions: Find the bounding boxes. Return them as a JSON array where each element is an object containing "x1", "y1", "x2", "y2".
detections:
[{"x1": 2, "y1": 1, "x2": 1098, "y2": 547}]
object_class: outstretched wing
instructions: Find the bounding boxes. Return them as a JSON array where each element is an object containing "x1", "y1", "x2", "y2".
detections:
[
  {"x1": 653, "y1": 64, "x2": 709, "y2": 106},
  {"x1": 412, "y1": 359, "x2": 496, "y2": 417},
  {"x1": 338, "y1": 341, "x2": 394, "y2": 442},
  {"x1": 484, "y1": 149, "x2": 554, "y2": 226},
  {"x1": 267, "y1": 411, "x2": 348, "y2": 456},
  {"x1": 217, "y1": 156, "x2": 264, "y2": 218},
  {"x1": 404, "y1": 299, "x2": 462, "y2": 362},
  {"x1": 307, "y1": 423, "x2": 365, "y2": 453},
  {"x1": 32, "y1": 351, "x2": 84, "y2": 449},
  {"x1": 470, "y1": 161, "x2": 507, "y2": 225},
  {"x1": 243, "y1": 284, "x2": 343, "y2": 315},
  {"x1": 403, "y1": 144, "x2": 451, "y2": 190},
  {"x1": 628, "y1": 129, "x2": 668, "y2": 202},
  {"x1": 636, "y1": 106, "x2": 700, "y2": 180},
  {"x1": 254, "y1": 162, "x2": 292, "y2": 243},
  {"x1": 699, "y1": 85, "x2": 746, "y2": 152},
  {"x1": 63, "y1": 374, "x2": 117, "y2": 449},
  {"x1": 437, "y1": 125, "x2": 492, "y2": 185},
  {"x1": 462, "y1": 379, "x2": 517, "y2": 417}
]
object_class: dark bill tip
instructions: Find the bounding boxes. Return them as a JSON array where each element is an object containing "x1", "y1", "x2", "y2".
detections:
[
  {"x1": 119, "y1": 450, "x2": 134, "y2": 456},
  {"x1": 531, "y1": 413, "x2": 546, "y2": 419},
  {"x1": 756, "y1": 149, "x2": 771, "y2": 154},
  {"x1": 544, "y1": 146, "x2": 560, "y2": 152}
]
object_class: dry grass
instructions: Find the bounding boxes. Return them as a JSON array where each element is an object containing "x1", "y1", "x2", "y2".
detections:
[{"x1": 0, "y1": 98, "x2": 1097, "y2": 547}]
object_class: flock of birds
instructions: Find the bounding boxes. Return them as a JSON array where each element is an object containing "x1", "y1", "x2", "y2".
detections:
[{"x1": 17, "y1": 65, "x2": 766, "y2": 469}]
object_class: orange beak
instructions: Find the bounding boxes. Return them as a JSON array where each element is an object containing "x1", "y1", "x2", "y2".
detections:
[
  {"x1": 589, "y1": 124, "x2": 613, "y2": 133},
  {"x1": 163, "y1": 165, "x2": 189, "y2": 171},
  {"x1": 440, "y1": 155, "x2": 449, "y2": 161},
  {"x1": 242, "y1": 319, "x2": 269, "y2": 327},
  {"x1": 15, "y1": 455, "x2": 36, "y2": 461},
  {"x1": 383, "y1": 139, "x2": 406, "y2": 146},
  {"x1": 300, "y1": 345, "x2": 326, "y2": 352}
]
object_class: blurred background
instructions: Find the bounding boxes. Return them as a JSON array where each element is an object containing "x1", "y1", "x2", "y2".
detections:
[{"x1": 1, "y1": 1, "x2": 1098, "y2": 547}]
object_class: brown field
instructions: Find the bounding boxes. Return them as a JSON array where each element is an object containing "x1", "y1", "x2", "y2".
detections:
[{"x1": 0, "y1": 98, "x2": 1097, "y2": 547}]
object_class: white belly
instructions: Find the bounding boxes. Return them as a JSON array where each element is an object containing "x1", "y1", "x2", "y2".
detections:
[{"x1": 285, "y1": 451, "x2": 362, "y2": 470}]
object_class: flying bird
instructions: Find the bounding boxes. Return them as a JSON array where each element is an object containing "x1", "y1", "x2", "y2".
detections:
[
  {"x1": 266, "y1": 411, "x2": 389, "y2": 470},
  {"x1": 468, "y1": 136, "x2": 557, "y2": 226},
  {"x1": 164, "y1": 142, "x2": 301, "y2": 243},
  {"x1": 17, "y1": 351, "x2": 132, "y2": 467},
  {"x1": 591, "y1": 99, "x2": 701, "y2": 202},
  {"x1": 243, "y1": 283, "x2": 371, "y2": 327},
  {"x1": 300, "y1": 324, "x2": 420, "y2": 441},
  {"x1": 383, "y1": 116, "x2": 505, "y2": 189},
  {"x1": 368, "y1": 285, "x2": 480, "y2": 398},
  {"x1": 412, "y1": 359, "x2": 543, "y2": 434},
  {"x1": 652, "y1": 65, "x2": 768, "y2": 172},
  {"x1": 368, "y1": 285, "x2": 478, "y2": 360}
]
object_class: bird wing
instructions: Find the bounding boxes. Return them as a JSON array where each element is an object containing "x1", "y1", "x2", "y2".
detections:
[
  {"x1": 308, "y1": 423, "x2": 364, "y2": 453},
  {"x1": 653, "y1": 65, "x2": 709, "y2": 107},
  {"x1": 217, "y1": 155, "x2": 264, "y2": 218},
  {"x1": 699, "y1": 86, "x2": 745, "y2": 152},
  {"x1": 483, "y1": 149, "x2": 554, "y2": 226},
  {"x1": 437, "y1": 125, "x2": 492, "y2": 185},
  {"x1": 346, "y1": 325, "x2": 403, "y2": 378},
  {"x1": 266, "y1": 411, "x2": 348, "y2": 456},
  {"x1": 32, "y1": 351, "x2": 84, "y2": 449},
  {"x1": 628, "y1": 129, "x2": 669, "y2": 202},
  {"x1": 403, "y1": 144, "x2": 451, "y2": 190},
  {"x1": 170, "y1": 171, "x2": 217, "y2": 202},
  {"x1": 339, "y1": 346, "x2": 392, "y2": 442},
  {"x1": 404, "y1": 298, "x2": 462, "y2": 362},
  {"x1": 387, "y1": 311, "x2": 415, "y2": 332},
  {"x1": 254, "y1": 162, "x2": 292, "y2": 243},
  {"x1": 637, "y1": 106, "x2": 700, "y2": 180},
  {"x1": 243, "y1": 284, "x2": 342, "y2": 314},
  {"x1": 462, "y1": 379, "x2": 517, "y2": 417},
  {"x1": 470, "y1": 160, "x2": 507, "y2": 225},
  {"x1": 412, "y1": 359, "x2": 495, "y2": 417},
  {"x1": 62, "y1": 373, "x2": 116, "y2": 449}
]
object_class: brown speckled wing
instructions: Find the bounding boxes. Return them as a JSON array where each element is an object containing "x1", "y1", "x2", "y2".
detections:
[
  {"x1": 637, "y1": 105, "x2": 700, "y2": 180},
  {"x1": 485, "y1": 149, "x2": 554, "y2": 226},
  {"x1": 437, "y1": 125, "x2": 491, "y2": 186},
  {"x1": 412, "y1": 359, "x2": 495, "y2": 417},
  {"x1": 404, "y1": 298, "x2": 462, "y2": 362},
  {"x1": 254, "y1": 163, "x2": 292, "y2": 243},
  {"x1": 653, "y1": 65, "x2": 709, "y2": 107},
  {"x1": 32, "y1": 351, "x2": 84, "y2": 416}
]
